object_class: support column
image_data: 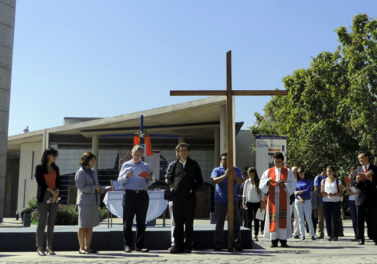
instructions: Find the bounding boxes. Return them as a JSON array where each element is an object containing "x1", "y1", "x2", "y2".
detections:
[
  {"x1": 0, "y1": 0, "x2": 16, "y2": 223},
  {"x1": 41, "y1": 129, "x2": 49, "y2": 152},
  {"x1": 214, "y1": 128, "x2": 220, "y2": 167},
  {"x1": 220, "y1": 104, "x2": 227, "y2": 153},
  {"x1": 92, "y1": 135, "x2": 99, "y2": 173}
]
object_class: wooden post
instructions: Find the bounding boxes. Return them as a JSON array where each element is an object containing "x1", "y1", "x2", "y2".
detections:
[{"x1": 226, "y1": 51, "x2": 234, "y2": 251}]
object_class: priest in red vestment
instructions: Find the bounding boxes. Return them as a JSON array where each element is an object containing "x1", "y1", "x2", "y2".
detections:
[{"x1": 260, "y1": 152, "x2": 297, "y2": 247}]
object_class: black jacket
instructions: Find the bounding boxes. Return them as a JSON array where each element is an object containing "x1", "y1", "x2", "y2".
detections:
[
  {"x1": 352, "y1": 164, "x2": 377, "y2": 207},
  {"x1": 35, "y1": 164, "x2": 61, "y2": 203},
  {"x1": 168, "y1": 157, "x2": 203, "y2": 198}
]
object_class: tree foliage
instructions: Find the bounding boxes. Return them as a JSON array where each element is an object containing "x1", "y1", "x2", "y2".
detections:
[{"x1": 250, "y1": 14, "x2": 377, "y2": 178}]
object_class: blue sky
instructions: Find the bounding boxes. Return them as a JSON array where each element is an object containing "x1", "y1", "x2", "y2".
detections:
[{"x1": 8, "y1": 0, "x2": 377, "y2": 136}]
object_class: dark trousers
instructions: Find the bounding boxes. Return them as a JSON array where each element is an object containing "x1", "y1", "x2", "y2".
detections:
[
  {"x1": 357, "y1": 205, "x2": 377, "y2": 242},
  {"x1": 36, "y1": 192, "x2": 58, "y2": 248},
  {"x1": 246, "y1": 202, "x2": 261, "y2": 236},
  {"x1": 323, "y1": 201, "x2": 340, "y2": 238},
  {"x1": 173, "y1": 194, "x2": 196, "y2": 250},
  {"x1": 214, "y1": 202, "x2": 241, "y2": 249},
  {"x1": 122, "y1": 191, "x2": 149, "y2": 249}
]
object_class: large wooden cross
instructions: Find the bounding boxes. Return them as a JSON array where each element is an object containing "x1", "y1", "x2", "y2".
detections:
[{"x1": 170, "y1": 51, "x2": 287, "y2": 251}]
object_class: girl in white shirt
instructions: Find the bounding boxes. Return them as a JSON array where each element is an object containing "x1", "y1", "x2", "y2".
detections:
[
  {"x1": 242, "y1": 167, "x2": 264, "y2": 241},
  {"x1": 321, "y1": 165, "x2": 343, "y2": 241}
]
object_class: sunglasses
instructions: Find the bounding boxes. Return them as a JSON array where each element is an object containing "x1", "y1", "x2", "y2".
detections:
[{"x1": 298, "y1": 171, "x2": 304, "y2": 174}]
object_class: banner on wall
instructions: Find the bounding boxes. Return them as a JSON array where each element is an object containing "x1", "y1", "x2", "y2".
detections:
[
  {"x1": 145, "y1": 150, "x2": 161, "y2": 180},
  {"x1": 255, "y1": 136, "x2": 287, "y2": 178}
]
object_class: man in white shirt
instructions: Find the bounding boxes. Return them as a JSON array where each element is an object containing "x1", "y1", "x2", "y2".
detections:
[{"x1": 260, "y1": 152, "x2": 297, "y2": 247}]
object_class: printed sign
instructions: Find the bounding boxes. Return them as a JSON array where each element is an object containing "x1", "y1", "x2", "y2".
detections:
[{"x1": 255, "y1": 136, "x2": 287, "y2": 178}]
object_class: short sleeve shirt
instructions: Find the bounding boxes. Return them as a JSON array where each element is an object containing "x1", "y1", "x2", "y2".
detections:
[
  {"x1": 314, "y1": 174, "x2": 327, "y2": 202},
  {"x1": 211, "y1": 166, "x2": 242, "y2": 203}
]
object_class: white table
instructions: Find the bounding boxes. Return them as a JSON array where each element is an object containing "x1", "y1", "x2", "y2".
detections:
[{"x1": 103, "y1": 191, "x2": 168, "y2": 227}]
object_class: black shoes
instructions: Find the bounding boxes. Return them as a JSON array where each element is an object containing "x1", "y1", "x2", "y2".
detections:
[
  {"x1": 214, "y1": 247, "x2": 222, "y2": 251},
  {"x1": 293, "y1": 235, "x2": 300, "y2": 239},
  {"x1": 358, "y1": 240, "x2": 365, "y2": 245},
  {"x1": 280, "y1": 243, "x2": 289, "y2": 248},
  {"x1": 124, "y1": 246, "x2": 132, "y2": 253},
  {"x1": 183, "y1": 247, "x2": 192, "y2": 253},
  {"x1": 169, "y1": 246, "x2": 183, "y2": 254},
  {"x1": 311, "y1": 236, "x2": 316, "y2": 241},
  {"x1": 270, "y1": 243, "x2": 278, "y2": 248},
  {"x1": 234, "y1": 247, "x2": 243, "y2": 252}
]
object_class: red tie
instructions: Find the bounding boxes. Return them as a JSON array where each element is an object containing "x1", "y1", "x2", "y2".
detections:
[{"x1": 364, "y1": 167, "x2": 367, "y2": 173}]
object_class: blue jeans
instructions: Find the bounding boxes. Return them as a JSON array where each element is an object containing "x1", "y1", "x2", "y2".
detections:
[
  {"x1": 323, "y1": 201, "x2": 341, "y2": 238},
  {"x1": 348, "y1": 200, "x2": 357, "y2": 237},
  {"x1": 295, "y1": 199, "x2": 315, "y2": 237}
]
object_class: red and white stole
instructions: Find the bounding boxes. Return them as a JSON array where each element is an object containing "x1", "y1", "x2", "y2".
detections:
[{"x1": 268, "y1": 166, "x2": 288, "y2": 233}]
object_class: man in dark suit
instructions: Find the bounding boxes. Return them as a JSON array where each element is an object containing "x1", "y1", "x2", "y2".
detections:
[
  {"x1": 168, "y1": 142, "x2": 203, "y2": 253},
  {"x1": 352, "y1": 152, "x2": 377, "y2": 245}
]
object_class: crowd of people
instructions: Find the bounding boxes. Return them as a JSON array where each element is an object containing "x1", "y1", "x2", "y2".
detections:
[
  {"x1": 33, "y1": 145, "x2": 377, "y2": 256},
  {"x1": 234, "y1": 152, "x2": 377, "y2": 248}
]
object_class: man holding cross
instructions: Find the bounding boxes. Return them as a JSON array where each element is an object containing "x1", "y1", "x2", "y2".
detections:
[
  {"x1": 211, "y1": 152, "x2": 243, "y2": 251},
  {"x1": 260, "y1": 152, "x2": 297, "y2": 247}
]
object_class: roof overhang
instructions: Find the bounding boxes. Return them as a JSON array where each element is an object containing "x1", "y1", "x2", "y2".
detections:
[{"x1": 8, "y1": 96, "x2": 228, "y2": 150}]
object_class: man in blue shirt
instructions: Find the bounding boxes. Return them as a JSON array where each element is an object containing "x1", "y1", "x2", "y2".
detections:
[
  {"x1": 211, "y1": 153, "x2": 243, "y2": 251},
  {"x1": 314, "y1": 163, "x2": 328, "y2": 239}
]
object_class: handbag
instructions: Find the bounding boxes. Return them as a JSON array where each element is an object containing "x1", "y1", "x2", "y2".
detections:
[
  {"x1": 242, "y1": 208, "x2": 251, "y2": 228},
  {"x1": 255, "y1": 208, "x2": 265, "y2": 221},
  {"x1": 164, "y1": 189, "x2": 173, "y2": 201},
  {"x1": 289, "y1": 193, "x2": 295, "y2": 205}
]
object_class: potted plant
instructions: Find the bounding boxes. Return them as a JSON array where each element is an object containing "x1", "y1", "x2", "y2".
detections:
[
  {"x1": 21, "y1": 198, "x2": 37, "y2": 227},
  {"x1": 21, "y1": 207, "x2": 33, "y2": 227}
]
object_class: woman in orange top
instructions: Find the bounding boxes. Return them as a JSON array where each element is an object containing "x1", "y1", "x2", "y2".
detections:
[{"x1": 35, "y1": 148, "x2": 61, "y2": 256}]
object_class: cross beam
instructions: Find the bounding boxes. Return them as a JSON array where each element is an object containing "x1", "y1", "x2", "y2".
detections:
[{"x1": 170, "y1": 51, "x2": 287, "y2": 251}]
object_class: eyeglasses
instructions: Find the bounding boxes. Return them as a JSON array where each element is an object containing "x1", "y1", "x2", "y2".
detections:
[{"x1": 298, "y1": 171, "x2": 304, "y2": 174}]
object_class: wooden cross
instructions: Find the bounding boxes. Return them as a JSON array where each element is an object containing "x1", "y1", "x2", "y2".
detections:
[{"x1": 170, "y1": 51, "x2": 287, "y2": 251}]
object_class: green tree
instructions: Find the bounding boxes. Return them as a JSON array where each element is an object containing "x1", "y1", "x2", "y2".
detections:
[{"x1": 250, "y1": 14, "x2": 377, "y2": 178}]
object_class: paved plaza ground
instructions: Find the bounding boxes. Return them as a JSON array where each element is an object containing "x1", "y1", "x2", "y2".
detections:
[{"x1": 0, "y1": 218, "x2": 376, "y2": 263}]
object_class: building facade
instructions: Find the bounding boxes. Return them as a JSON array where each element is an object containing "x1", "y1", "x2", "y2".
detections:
[{"x1": 6, "y1": 97, "x2": 255, "y2": 218}]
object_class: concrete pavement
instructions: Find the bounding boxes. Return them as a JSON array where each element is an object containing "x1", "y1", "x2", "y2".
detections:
[{"x1": 0, "y1": 219, "x2": 375, "y2": 263}]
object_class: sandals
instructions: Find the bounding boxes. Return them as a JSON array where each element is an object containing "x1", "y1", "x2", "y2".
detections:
[
  {"x1": 86, "y1": 249, "x2": 98, "y2": 254},
  {"x1": 46, "y1": 247, "x2": 56, "y2": 255},
  {"x1": 37, "y1": 249, "x2": 46, "y2": 256},
  {"x1": 79, "y1": 249, "x2": 89, "y2": 254}
]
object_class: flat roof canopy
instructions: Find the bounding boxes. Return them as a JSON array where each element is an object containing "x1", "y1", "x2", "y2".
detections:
[{"x1": 8, "y1": 97, "x2": 238, "y2": 151}]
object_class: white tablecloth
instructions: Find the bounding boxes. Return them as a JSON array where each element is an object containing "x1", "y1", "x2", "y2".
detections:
[{"x1": 103, "y1": 191, "x2": 168, "y2": 222}]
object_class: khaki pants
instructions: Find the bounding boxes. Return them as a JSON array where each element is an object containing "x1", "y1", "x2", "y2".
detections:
[{"x1": 317, "y1": 201, "x2": 325, "y2": 237}]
